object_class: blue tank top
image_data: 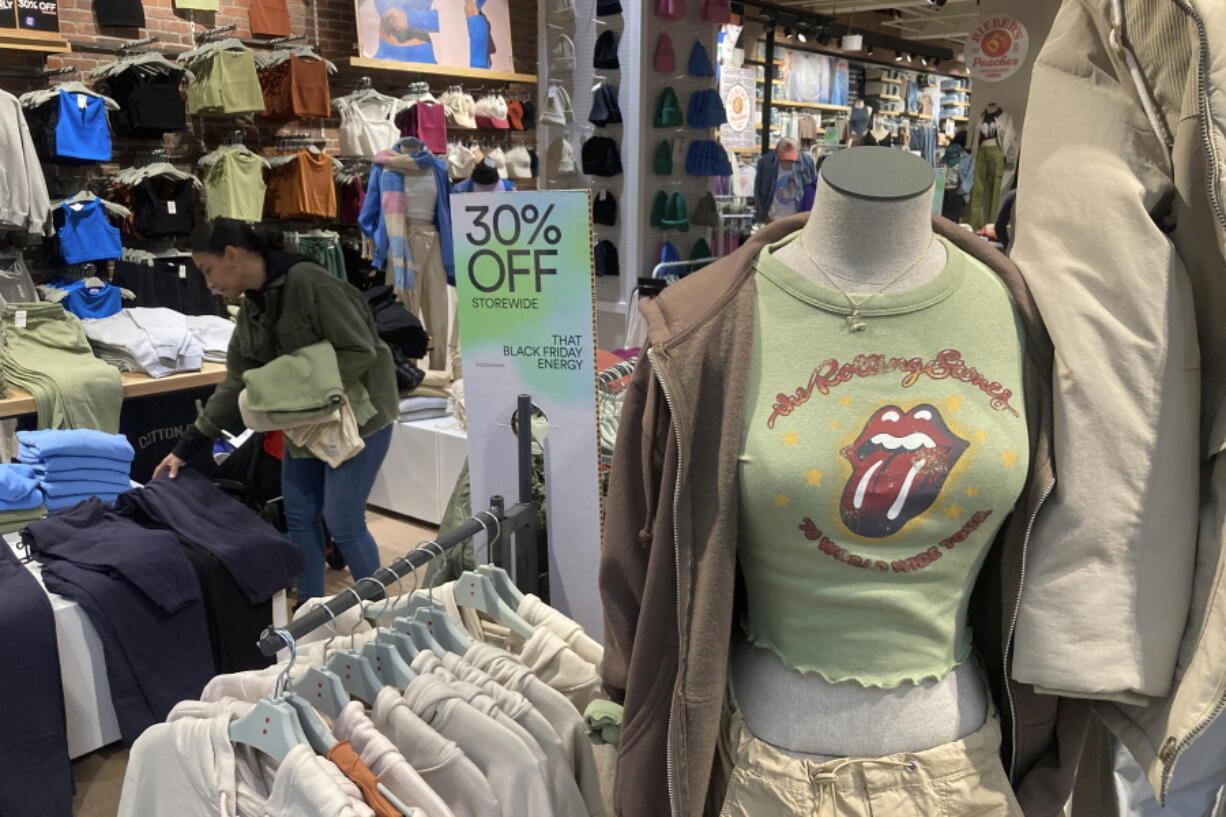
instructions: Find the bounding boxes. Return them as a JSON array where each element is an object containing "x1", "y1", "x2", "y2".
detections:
[
  {"x1": 59, "y1": 200, "x2": 122, "y2": 265},
  {"x1": 46, "y1": 279, "x2": 123, "y2": 320},
  {"x1": 54, "y1": 90, "x2": 112, "y2": 162}
]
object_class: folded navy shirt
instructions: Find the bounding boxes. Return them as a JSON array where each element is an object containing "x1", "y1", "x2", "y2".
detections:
[{"x1": 115, "y1": 467, "x2": 302, "y2": 604}]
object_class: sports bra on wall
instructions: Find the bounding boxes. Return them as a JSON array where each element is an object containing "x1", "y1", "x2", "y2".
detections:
[
  {"x1": 338, "y1": 97, "x2": 400, "y2": 157},
  {"x1": 134, "y1": 178, "x2": 195, "y2": 237},
  {"x1": 58, "y1": 200, "x2": 122, "y2": 265},
  {"x1": 54, "y1": 90, "x2": 113, "y2": 163}
]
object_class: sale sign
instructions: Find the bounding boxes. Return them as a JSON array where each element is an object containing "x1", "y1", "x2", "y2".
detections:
[
  {"x1": 966, "y1": 16, "x2": 1028, "y2": 82},
  {"x1": 452, "y1": 190, "x2": 604, "y2": 637}
]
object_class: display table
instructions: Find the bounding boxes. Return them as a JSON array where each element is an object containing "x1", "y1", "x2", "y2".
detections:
[
  {"x1": 3, "y1": 533, "x2": 287, "y2": 759},
  {"x1": 0, "y1": 363, "x2": 228, "y2": 420},
  {"x1": 369, "y1": 416, "x2": 467, "y2": 525}
]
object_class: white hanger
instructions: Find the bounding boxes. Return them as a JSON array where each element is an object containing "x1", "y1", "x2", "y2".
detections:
[
  {"x1": 358, "y1": 576, "x2": 417, "y2": 688},
  {"x1": 230, "y1": 630, "x2": 308, "y2": 763},
  {"x1": 323, "y1": 584, "x2": 390, "y2": 706}
]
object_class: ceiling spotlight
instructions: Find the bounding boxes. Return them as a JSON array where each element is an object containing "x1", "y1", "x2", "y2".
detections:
[
  {"x1": 796, "y1": 30, "x2": 806, "y2": 41},
  {"x1": 905, "y1": 53, "x2": 913, "y2": 62},
  {"x1": 894, "y1": 52, "x2": 904, "y2": 62},
  {"x1": 842, "y1": 33, "x2": 863, "y2": 51},
  {"x1": 818, "y1": 30, "x2": 833, "y2": 46},
  {"x1": 926, "y1": 0, "x2": 947, "y2": 5},
  {"x1": 865, "y1": 44, "x2": 874, "y2": 55}
]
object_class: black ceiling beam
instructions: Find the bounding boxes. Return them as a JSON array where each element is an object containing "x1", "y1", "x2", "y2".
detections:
[{"x1": 732, "y1": 0, "x2": 955, "y2": 61}]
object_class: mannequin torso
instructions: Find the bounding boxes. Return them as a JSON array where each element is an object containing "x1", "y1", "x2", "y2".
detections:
[{"x1": 736, "y1": 148, "x2": 996, "y2": 758}]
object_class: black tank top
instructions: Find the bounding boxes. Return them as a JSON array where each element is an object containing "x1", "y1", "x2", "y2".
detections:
[
  {"x1": 134, "y1": 178, "x2": 195, "y2": 237},
  {"x1": 95, "y1": 0, "x2": 146, "y2": 27}
]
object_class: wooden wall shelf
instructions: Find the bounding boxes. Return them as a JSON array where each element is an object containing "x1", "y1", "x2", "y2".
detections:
[
  {"x1": 0, "y1": 28, "x2": 71, "y2": 54},
  {"x1": 348, "y1": 57, "x2": 536, "y2": 85}
]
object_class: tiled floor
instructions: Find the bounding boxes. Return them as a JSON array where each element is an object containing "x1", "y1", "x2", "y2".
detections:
[{"x1": 70, "y1": 509, "x2": 437, "y2": 817}]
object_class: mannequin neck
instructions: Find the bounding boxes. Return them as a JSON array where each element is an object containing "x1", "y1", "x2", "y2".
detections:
[{"x1": 774, "y1": 176, "x2": 945, "y2": 294}]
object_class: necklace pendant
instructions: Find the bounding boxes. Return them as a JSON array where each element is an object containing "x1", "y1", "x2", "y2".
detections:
[{"x1": 847, "y1": 310, "x2": 866, "y2": 332}]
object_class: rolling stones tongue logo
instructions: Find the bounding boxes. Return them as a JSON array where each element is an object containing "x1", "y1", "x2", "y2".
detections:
[{"x1": 839, "y1": 404, "x2": 969, "y2": 538}]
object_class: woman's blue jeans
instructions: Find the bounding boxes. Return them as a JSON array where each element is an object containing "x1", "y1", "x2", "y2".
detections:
[{"x1": 282, "y1": 424, "x2": 394, "y2": 600}]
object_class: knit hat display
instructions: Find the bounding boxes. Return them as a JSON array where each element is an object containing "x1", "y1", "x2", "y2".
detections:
[
  {"x1": 506, "y1": 146, "x2": 533, "y2": 179},
  {"x1": 687, "y1": 89, "x2": 727, "y2": 128},
  {"x1": 551, "y1": 0, "x2": 575, "y2": 20},
  {"x1": 688, "y1": 41, "x2": 714, "y2": 77},
  {"x1": 594, "y1": 240, "x2": 620, "y2": 277},
  {"x1": 653, "y1": 34, "x2": 676, "y2": 73},
  {"x1": 702, "y1": 0, "x2": 731, "y2": 23},
  {"x1": 685, "y1": 139, "x2": 733, "y2": 176},
  {"x1": 592, "y1": 190, "x2": 617, "y2": 226},
  {"x1": 548, "y1": 137, "x2": 577, "y2": 174},
  {"x1": 661, "y1": 192, "x2": 689, "y2": 232},
  {"x1": 690, "y1": 237, "x2": 713, "y2": 265},
  {"x1": 539, "y1": 85, "x2": 572, "y2": 126},
  {"x1": 691, "y1": 191, "x2": 719, "y2": 226},
  {"x1": 596, "y1": 0, "x2": 622, "y2": 15},
  {"x1": 654, "y1": 87, "x2": 682, "y2": 128},
  {"x1": 594, "y1": 30, "x2": 620, "y2": 70},
  {"x1": 506, "y1": 100, "x2": 525, "y2": 130},
  {"x1": 655, "y1": 0, "x2": 686, "y2": 20},
  {"x1": 658, "y1": 240, "x2": 682, "y2": 266},
  {"x1": 550, "y1": 35, "x2": 576, "y2": 72},
  {"x1": 588, "y1": 83, "x2": 623, "y2": 126},
  {"x1": 654, "y1": 140, "x2": 673, "y2": 175},
  {"x1": 581, "y1": 135, "x2": 623, "y2": 176},
  {"x1": 650, "y1": 191, "x2": 668, "y2": 228}
]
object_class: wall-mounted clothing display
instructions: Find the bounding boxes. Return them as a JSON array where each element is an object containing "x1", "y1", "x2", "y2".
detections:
[
  {"x1": 654, "y1": 34, "x2": 676, "y2": 73},
  {"x1": 92, "y1": 55, "x2": 188, "y2": 138},
  {"x1": 654, "y1": 87, "x2": 682, "y2": 127},
  {"x1": 588, "y1": 84, "x2": 623, "y2": 127},
  {"x1": 594, "y1": 240, "x2": 619, "y2": 277},
  {"x1": 0, "y1": 90, "x2": 52, "y2": 236},
  {"x1": 594, "y1": 31, "x2": 620, "y2": 70},
  {"x1": 593, "y1": 190, "x2": 617, "y2": 226},
  {"x1": 56, "y1": 199, "x2": 123, "y2": 264},
  {"x1": 258, "y1": 49, "x2": 335, "y2": 119},
  {"x1": 581, "y1": 137, "x2": 622, "y2": 177},
  {"x1": 21, "y1": 86, "x2": 117, "y2": 165},
  {"x1": 200, "y1": 145, "x2": 269, "y2": 223},
  {"x1": 396, "y1": 102, "x2": 449, "y2": 153},
  {"x1": 686, "y1": 89, "x2": 727, "y2": 128},
  {"x1": 112, "y1": 253, "x2": 221, "y2": 317},
  {"x1": 684, "y1": 140, "x2": 733, "y2": 176},
  {"x1": 266, "y1": 151, "x2": 339, "y2": 220},
  {"x1": 180, "y1": 40, "x2": 265, "y2": 117},
  {"x1": 250, "y1": 0, "x2": 291, "y2": 37},
  {"x1": 336, "y1": 91, "x2": 401, "y2": 156}
]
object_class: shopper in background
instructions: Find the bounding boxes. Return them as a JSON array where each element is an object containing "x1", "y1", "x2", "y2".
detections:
[
  {"x1": 154, "y1": 218, "x2": 399, "y2": 602},
  {"x1": 753, "y1": 136, "x2": 816, "y2": 223}
]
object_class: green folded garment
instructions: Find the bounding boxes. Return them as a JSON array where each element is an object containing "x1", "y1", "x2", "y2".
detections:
[
  {"x1": 0, "y1": 504, "x2": 47, "y2": 535},
  {"x1": 584, "y1": 699, "x2": 623, "y2": 746}
]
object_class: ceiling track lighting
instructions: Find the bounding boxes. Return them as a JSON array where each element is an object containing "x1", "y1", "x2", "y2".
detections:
[
  {"x1": 894, "y1": 51, "x2": 904, "y2": 61},
  {"x1": 865, "y1": 43, "x2": 873, "y2": 55}
]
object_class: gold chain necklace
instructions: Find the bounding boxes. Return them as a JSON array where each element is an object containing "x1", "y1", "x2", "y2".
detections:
[{"x1": 797, "y1": 235, "x2": 936, "y2": 332}]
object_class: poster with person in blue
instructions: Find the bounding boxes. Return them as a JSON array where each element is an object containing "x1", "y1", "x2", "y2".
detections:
[{"x1": 356, "y1": 0, "x2": 514, "y2": 72}]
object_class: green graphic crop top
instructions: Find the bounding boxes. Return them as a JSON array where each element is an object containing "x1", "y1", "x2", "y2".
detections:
[{"x1": 737, "y1": 232, "x2": 1029, "y2": 688}]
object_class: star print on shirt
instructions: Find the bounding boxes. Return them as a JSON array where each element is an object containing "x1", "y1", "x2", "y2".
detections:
[
  {"x1": 1001, "y1": 450, "x2": 1019, "y2": 467},
  {"x1": 973, "y1": 431, "x2": 988, "y2": 442},
  {"x1": 828, "y1": 420, "x2": 841, "y2": 430},
  {"x1": 804, "y1": 468, "x2": 824, "y2": 486},
  {"x1": 774, "y1": 495, "x2": 792, "y2": 507},
  {"x1": 966, "y1": 486, "x2": 980, "y2": 497},
  {"x1": 839, "y1": 396, "x2": 854, "y2": 408},
  {"x1": 782, "y1": 431, "x2": 800, "y2": 446},
  {"x1": 944, "y1": 503, "x2": 967, "y2": 519},
  {"x1": 945, "y1": 395, "x2": 965, "y2": 412}
]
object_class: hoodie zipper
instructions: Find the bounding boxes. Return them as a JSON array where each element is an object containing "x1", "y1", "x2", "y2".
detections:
[
  {"x1": 647, "y1": 347, "x2": 683, "y2": 817},
  {"x1": 1004, "y1": 479, "x2": 1054, "y2": 782},
  {"x1": 1157, "y1": 0, "x2": 1226, "y2": 799}
]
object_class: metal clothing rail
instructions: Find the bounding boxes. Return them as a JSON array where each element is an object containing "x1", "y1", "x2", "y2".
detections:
[{"x1": 257, "y1": 394, "x2": 541, "y2": 656}]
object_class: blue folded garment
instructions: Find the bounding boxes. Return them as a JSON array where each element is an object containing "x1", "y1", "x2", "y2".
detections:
[
  {"x1": 44, "y1": 492, "x2": 120, "y2": 512},
  {"x1": 35, "y1": 467, "x2": 133, "y2": 485},
  {"x1": 41, "y1": 477, "x2": 134, "y2": 499},
  {"x1": 0, "y1": 486, "x2": 44, "y2": 512},
  {"x1": 17, "y1": 430, "x2": 134, "y2": 463},
  {"x1": 0, "y1": 464, "x2": 39, "y2": 503},
  {"x1": 28, "y1": 456, "x2": 132, "y2": 480}
]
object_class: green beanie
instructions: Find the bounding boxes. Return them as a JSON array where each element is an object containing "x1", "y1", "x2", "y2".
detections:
[
  {"x1": 654, "y1": 140, "x2": 672, "y2": 175},
  {"x1": 650, "y1": 190, "x2": 668, "y2": 228},
  {"x1": 661, "y1": 191, "x2": 689, "y2": 232},
  {"x1": 654, "y1": 87, "x2": 682, "y2": 128}
]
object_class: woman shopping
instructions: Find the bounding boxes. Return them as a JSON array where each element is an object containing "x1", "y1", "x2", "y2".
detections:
[{"x1": 155, "y1": 218, "x2": 399, "y2": 602}]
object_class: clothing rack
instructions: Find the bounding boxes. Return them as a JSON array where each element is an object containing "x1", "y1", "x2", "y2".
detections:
[
  {"x1": 262, "y1": 34, "x2": 308, "y2": 47},
  {"x1": 257, "y1": 393, "x2": 542, "y2": 657},
  {"x1": 195, "y1": 24, "x2": 237, "y2": 43}
]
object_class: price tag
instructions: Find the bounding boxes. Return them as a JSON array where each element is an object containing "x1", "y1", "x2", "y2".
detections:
[
  {"x1": 14, "y1": 310, "x2": 26, "y2": 329},
  {"x1": 167, "y1": 201, "x2": 177, "y2": 215},
  {"x1": 178, "y1": 265, "x2": 187, "y2": 280},
  {"x1": 77, "y1": 94, "x2": 88, "y2": 110}
]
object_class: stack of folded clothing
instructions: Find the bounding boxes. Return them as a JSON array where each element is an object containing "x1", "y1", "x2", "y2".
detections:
[
  {"x1": 0, "y1": 303, "x2": 124, "y2": 432},
  {"x1": 0, "y1": 464, "x2": 46, "y2": 533},
  {"x1": 82, "y1": 307, "x2": 206, "y2": 378},
  {"x1": 398, "y1": 395, "x2": 450, "y2": 422},
  {"x1": 17, "y1": 429, "x2": 135, "y2": 511},
  {"x1": 184, "y1": 314, "x2": 236, "y2": 362}
]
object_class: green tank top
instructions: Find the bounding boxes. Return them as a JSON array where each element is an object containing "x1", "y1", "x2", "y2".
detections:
[{"x1": 737, "y1": 232, "x2": 1029, "y2": 688}]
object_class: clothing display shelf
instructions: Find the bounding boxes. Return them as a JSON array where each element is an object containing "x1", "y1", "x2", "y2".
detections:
[
  {"x1": 756, "y1": 98, "x2": 850, "y2": 112},
  {"x1": 0, "y1": 28, "x2": 71, "y2": 53},
  {"x1": 0, "y1": 362, "x2": 226, "y2": 420},
  {"x1": 949, "y1": 116, "x2": 970, "y2": 122},
  {"x1": 257, "y1": 394, "x2": 542, "y2": 657},
  {"x1": 348, "y1": 57, "x2": 537, "y2": 86}
]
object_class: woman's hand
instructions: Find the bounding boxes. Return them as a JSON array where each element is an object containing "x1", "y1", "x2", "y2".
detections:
[{"x1": 153, "y1": 453, "x2": 186, "y2": 480}]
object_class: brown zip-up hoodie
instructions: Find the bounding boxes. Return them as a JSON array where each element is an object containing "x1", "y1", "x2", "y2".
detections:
[{"x1": 599, "y1": 212, "x2": 1093, "y2": 817}]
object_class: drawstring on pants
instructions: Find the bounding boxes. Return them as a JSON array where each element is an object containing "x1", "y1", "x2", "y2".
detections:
[{"x1": 810, "y1": 756, "x2": 918, "y2": 815}]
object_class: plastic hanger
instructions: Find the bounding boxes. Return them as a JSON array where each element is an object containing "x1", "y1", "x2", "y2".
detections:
[
  {"x1": 359, "y1": 576, "x2": 417, "y2": 689},
  {"x1": 456, "y1": 571, "x2": 535, "y2": 638},
  {"x1": 289, "y1": 604, "x2": 350, "y2": 720},
  {"x1": 471, "y1": 511, "x2": 526, "y2": 608},
  {"x1": 230, "y1": 630, "x2": 308, "y2": 763},
  {"x1": 371, "y1": 569, "x2": 424, "y2": 665},
  {"x1": 322, "y1": 584, "x2": 386, "y2": 706}
]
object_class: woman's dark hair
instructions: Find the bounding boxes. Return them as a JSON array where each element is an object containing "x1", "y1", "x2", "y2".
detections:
[{"x1": 190, "y1": 218, "x2": 284, "y2": 256}]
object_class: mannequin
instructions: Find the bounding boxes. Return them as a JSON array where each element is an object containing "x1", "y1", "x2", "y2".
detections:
[
  {"x1": 967, "y1": 102, "x2": 1014, "y2": 229},
  {"x1": 848, "y1": 99, "x2": 872, "y2": 139},
  {"x1": 738, "y1": 148, "x2": 1015, "y2": 765}
]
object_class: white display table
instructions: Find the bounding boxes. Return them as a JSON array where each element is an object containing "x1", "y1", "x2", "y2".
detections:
[
  {"x1": 368, "y1": 416, "x2": 468, "y2": 526},
  {"x1": 3, "y1": 535, "x2": 286, "y2": 758}
]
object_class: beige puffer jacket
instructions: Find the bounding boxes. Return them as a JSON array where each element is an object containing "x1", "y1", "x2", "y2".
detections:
[{"x1": 1010, "y1": 0, "x2": 1226, "y2": 804}]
